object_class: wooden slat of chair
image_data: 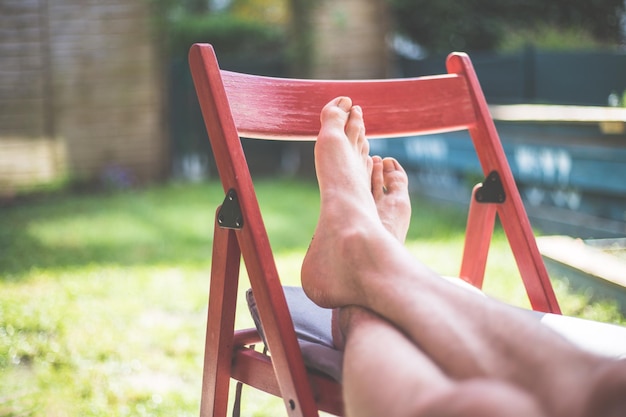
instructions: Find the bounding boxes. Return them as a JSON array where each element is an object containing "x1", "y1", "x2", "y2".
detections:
[
  {"x1": 449, "y1": 51, "x2": 560, "y2": 312},
  {"x1": 189, "y1": 43, "x2": 561, "y2": 417},
  {"x1": 190, "y1": 44, "x2": 324, "y2": 417}
]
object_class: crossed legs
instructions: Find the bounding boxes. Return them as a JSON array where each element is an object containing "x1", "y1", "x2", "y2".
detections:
[
  {"x1": 301, "y1": 97, "x2": 626, "y2": 417},
  {"x1": 340, "y1": 307, "x2": 546, "y2": 417}
]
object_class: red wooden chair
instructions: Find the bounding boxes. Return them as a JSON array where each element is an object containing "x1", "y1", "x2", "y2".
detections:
[{"x1": 188, "y1": 43, "x2": 561, "y2": 417}]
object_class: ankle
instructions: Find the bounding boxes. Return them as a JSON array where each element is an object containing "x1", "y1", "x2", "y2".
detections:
[{"x1": 338, "y1": 306, "x2": 378, "y2": 339}]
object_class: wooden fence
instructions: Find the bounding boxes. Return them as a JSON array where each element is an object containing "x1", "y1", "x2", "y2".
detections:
[{"x1": 0, "y1": 0, "x2": 166, "y2": 196}]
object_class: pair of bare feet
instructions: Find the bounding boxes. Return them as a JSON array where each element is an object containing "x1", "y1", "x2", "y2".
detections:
[
  {"x1": 299, "y1": 97, "x2": 626, "y2": 417},
  {"x1": 299, "y1": 97, "x2": 549, "y2": 416},
  {"x1": 302, "y1": 96, "x2": 413, "y2": 310},
  {"x1": 303, "y1": 96, "x2": 412, "y2": 349}
]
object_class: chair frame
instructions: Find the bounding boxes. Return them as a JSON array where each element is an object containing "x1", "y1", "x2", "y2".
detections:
[{"x1": 189, "y1": 43, "x2": 561, "y2": 417}]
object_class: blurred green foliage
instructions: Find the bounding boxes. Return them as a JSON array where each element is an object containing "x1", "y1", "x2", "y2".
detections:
[
  {"x1": 150, "y1": 0, "x2": 625, "y2": 75},
  {"x1": 148, "y1": 0, "x2": 289, "y2": 66},
  {"x1": 168, "y1": 13, "x2": 287, "y2": 64},
  {"x1": 389, "y1": 0, "x2": 625, "y2": 53},
  {"x1": 498, "y1": 24, "x2": 610, "y2": 52}
]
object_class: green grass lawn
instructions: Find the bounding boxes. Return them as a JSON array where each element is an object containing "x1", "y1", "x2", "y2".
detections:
[{"x1": 1, "y1": 179, "x2": 624, "y2": 416}]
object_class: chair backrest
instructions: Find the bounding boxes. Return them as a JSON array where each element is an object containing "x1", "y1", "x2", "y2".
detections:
[
  {"x1": 189, "y1": 43, "x2": 560, "y2": 417},
  {"x1": 219, "y1": 71, "x2": 476, "y2": 140}
]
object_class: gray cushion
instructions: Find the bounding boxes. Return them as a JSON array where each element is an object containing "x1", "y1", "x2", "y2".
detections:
[
  {"x1": 534, "y1": 312, "x2": 626, "y2": 359},
  {"x1": 246, "y1": 287, "x2": 343, "y2": 381}
]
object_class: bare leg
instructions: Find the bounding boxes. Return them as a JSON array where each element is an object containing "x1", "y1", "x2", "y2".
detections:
[
  {"x1": 302, "y1": 97, "x2": 625, "y2": 417},
  {"x1": 341, "y1": 306, "x2": 546, "y2": 417},
  {"x1": 348, "y1": 159, "x2": 544, "y2": 415},
  {"x1": 339, "y1": 306, "x2": 452, "y2": 417}
]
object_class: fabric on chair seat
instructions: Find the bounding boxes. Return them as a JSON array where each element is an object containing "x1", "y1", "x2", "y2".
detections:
[
  {"x1": 442, "y1": 278, "x2": 626, "y2": 358},
  {"x1": 533, "y1": 312, "x2": 626, "y2": 359},
  {"x1": 246, "y1": 287, "x2": 343, "y2": 381},
  {"x1": 248, "y1": 284, "x2": 626, "y2": 382}
]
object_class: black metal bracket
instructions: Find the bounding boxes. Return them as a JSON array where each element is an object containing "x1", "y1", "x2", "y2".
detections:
[
  {"x1": 475, "y1": 171, "x2": 506, "y2": 203},
  {"x1": 217, "y1": 189, "x2": 244, "y2": 229}
]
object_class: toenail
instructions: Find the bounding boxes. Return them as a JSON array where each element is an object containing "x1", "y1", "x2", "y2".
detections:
[{"x1": 337, "y1": 97, "x2": 349, "y2": 109}]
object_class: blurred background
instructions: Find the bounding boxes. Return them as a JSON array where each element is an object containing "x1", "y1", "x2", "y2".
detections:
[
  {"x1": 1, "y1": 0, "x2": 626, "y2": 235},
  {"x1": 1, "y1": 1, "x2": 626, "y2": 416}
]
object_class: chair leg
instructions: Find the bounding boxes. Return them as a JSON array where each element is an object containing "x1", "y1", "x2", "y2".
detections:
[
  {"x1": 200, "y1": 216, "x2": 242, "y2": 417},
  {"x1": 497, "y1": 199, "x2": 562, "y2": 313},
  {"x1": 460, "y1": 184, "x2": 497, "y2": 288}
]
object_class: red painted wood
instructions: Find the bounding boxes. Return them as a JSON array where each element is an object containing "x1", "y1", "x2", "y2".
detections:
[
  {"x1": 189, "y1": 43, "x2": 562, "y2": 417},
  {"x1": 230, "y1": 330, "x2": 343, "y2": 414},
  {"x1": 447, "y1": 53, "x2": 561, "y2": 314},
  {"x1": 232, "y1": 328, "x2": 263, "y2": 347},
  {"x1": 231, "y1": 347, "x2": 343, "y2": 415},
  {"x1": 190, "y1": 44, "x2": 321, "y2": 417},
  {"x1": 200, "y1": 215, "x2": 241, "y2": 417},
  {"x1": 459, "y1": 185, "x2": 497, "y2": 288},
  {"x1": 221, "y1": 71, "x2": 476, "y2": 140}
]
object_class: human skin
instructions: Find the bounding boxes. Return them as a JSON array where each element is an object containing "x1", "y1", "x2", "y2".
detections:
[{"x1": 301, "y1": 96, "x2": 626, "y2": 417}]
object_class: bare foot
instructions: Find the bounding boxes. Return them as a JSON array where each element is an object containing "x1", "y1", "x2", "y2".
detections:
[
  {"x1": 371, "y1": 156, "x2": 411, "y2": 243},
  {"x1": 331, "y1": 156, "x2": 411, "y2": 349},
  {"x1": 302, "y1": 97, "x2": 397, "y2": 309}
]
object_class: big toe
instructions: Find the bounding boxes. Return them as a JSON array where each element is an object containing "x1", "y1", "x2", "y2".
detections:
[{"x1": 320, "y1": 96, "x2": 353, "y2": 129}]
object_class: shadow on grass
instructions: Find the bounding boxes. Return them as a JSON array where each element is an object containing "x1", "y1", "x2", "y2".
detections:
[
  {"x1": 0, "y1": 178, "x2": 471, "y2": 280},
  {"x1": 0, "y1": 179, "x2": 335, "y2": 279},
  {"x1": 0, "y1": 184, "x2": 213, "y2": 278}
]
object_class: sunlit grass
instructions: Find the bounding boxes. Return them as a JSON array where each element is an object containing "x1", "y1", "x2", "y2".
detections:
[{"x1": 1, "y1": 179, "x2": 624, "y2": 416}]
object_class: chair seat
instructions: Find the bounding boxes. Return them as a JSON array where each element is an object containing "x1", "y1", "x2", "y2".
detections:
[
  {"x1": 248, "y1": 284, "x2": 626, "y2": 382},
  {"x1": 534, "y1": 311, "x2": 626, "y2": 359},
  {"x1": 247, "y1": 287, "x2": 343, "y2": 381}
]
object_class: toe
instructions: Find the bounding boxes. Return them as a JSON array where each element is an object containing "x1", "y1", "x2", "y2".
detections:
[
  {"x1": 371, "y1": 156, "x2": 384, "y2": 198},
  {"x1": 320, "y1": 96, "x2": 352, "y2": 128},
  {"x1": 345, "y1": 105, "x2": 364, "y2": 142},
  {"x1": 344, "y1": 105, "x2": 370, "y2": 162}
]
